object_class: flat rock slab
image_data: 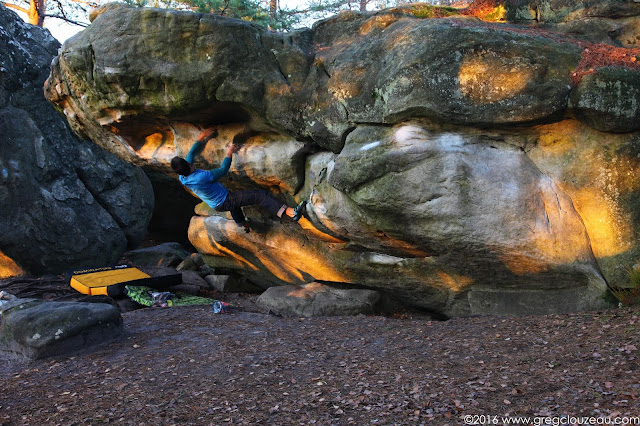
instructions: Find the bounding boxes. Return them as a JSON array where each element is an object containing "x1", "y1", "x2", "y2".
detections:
[
  {"x1": 257, "y1": 282, "x2": 380, "y2": 317},
  {"x1": 205, "y1": 275, "x2": 263, "y2": 293},
  {"x1": 0, "y1": 300, "x2": 122, "y2": 360}
]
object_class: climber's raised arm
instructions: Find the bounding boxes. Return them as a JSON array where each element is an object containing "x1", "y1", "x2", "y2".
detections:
[
  {"x1": 208, "y1": 144, "x2": 238, "y2": 182},
  {"x1": 185, "y1": 128, "x2": 218, "y2": 165}
]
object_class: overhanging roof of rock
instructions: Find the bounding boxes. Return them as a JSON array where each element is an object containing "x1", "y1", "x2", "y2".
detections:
[{"x1": 47, "y1": 2, "x2": 640, "y2": 154}]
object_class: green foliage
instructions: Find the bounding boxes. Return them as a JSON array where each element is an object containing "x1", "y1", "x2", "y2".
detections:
[
  {"x1": 120, "y1": 0, "x2": 301, "y2": 29},
  {"x1": 406, "y1": 4, "x2": 458, "y2": 19},
  {"x1": 122, "y1": 0, "x2": 185, "y2": 8},
  {"x1": 190, "y1": 0, "x2": 268, "y2": 21},
  {"x1": 192, "y1": 0, "x2": 306, "y2": 30}
]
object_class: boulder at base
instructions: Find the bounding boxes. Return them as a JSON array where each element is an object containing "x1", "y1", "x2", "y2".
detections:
[
  {"x1": 0, "y1": 300, "x2": 122, "y2": 360},
  {"x1": 204, "y1": 275, "x2": 263, "y2": 293},
  {"x1": 257, "y1": 282, "x2": 380, "y2": 317}
]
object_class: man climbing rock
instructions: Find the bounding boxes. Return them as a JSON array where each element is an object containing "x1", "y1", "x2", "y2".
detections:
[{"x1": 171, "y1": 127, "x2": 306, "y2": 233}]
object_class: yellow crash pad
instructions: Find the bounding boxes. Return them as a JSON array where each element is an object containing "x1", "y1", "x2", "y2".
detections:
[{"x1": 69, "y1": 265, "x2": 151, "y2": 296}]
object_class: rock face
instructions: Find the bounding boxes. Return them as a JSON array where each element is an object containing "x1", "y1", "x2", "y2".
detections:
[
  {"x1": 0, "y1": 299, "x2": 123, "y2": 360},
  {"x1": 507, "y1": 0, "x2": 640, "y2": 47},
  {"x1": 570, "y1": 66, "x2": 640, "y2": 132},
  {"x1": 122, "y1": 242, "x2": 191, "y2": 268},
  {"x1": 0, "y1": 4, "x2": 155, "y2": 277},
  {"x1": 45, "y1": 3, "x2": 640, "y2": 316},
  {"x1": 257, "y1": 282, "x2": 381, "y2": 317}
]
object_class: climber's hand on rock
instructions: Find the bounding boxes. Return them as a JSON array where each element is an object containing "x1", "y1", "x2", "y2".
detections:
[
  {"x1": 226, "y1": 144, "x2": 238, "y2": 157},
  {"x1": 199, "y1": 127, "x2": 218, "y2": 142}
]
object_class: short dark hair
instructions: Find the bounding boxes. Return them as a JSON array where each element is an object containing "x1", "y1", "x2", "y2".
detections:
[{"x1": 171, "y1": 157, "x2": 192, "y2": 176}]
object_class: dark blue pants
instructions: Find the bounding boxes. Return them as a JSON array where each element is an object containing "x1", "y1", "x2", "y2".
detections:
[{"x1": 216, "y1": 189, "x2": 286, "y2": 225}]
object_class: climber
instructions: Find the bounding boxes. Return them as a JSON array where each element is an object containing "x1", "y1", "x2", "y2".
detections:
[{"x1": 170, "y1": 127, "x2": 306, "y2": 233}]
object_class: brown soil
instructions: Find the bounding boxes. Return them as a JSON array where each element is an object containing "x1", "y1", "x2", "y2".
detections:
[{"x1": 1, "y1": 285, "x2": 639, "y2": 424}]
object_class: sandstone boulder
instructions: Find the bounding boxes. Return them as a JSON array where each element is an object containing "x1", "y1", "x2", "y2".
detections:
[
  {"x1": 257, "y1": 282, "x2": 380, "y2": 317},
  {"x1": 204, "y1": 274, "x2": 263, "y2": 293},
  {"x1": 0, "y1": 4, "x2": 154, "y2": 277},
  {"x1": 190, "y1": 123, "x2": 610, "y2": 316},
  {"x1": 528, "y1": 119, "x2": 640, "y2": 288},
  {"x1": 0, "y1": 299, "x2": 122, "y2": 360},
  {"x1": 507, "y1": 0, "x2": 640, "y2": 47},
  {"x1": 570, "y1": 66, "x2": 640, "y2": 132},
  {"x1": 43, "y1": 3, "x2": 640, "y2": 316},
  {"x1": 508, "y1": 0, "x2": 640, "y2": 24}
]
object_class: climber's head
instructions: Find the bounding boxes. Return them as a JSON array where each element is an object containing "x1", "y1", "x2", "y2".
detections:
[{"x1": 171, "y1": 157, "x2": 192, "y2": 176}]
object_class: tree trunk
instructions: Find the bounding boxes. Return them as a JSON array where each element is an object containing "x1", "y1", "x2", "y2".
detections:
[
  {"x1": 28, "y1": 0, "x2": 45, "y2": 27},
  {"x1": 269, "y1": 0, "x2": 277, "y2": 19},
  {"x1": 359, "y1": 0, "x2": 367, "y2": 11}
]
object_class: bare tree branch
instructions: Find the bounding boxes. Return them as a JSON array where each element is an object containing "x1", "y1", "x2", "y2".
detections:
[
  {"x1": 220, "y1": 0, "x2": 229, "y2": 16},
  {"x1": 66, "y1": 0, "x2": 97, "y2": 6},
  {"x1": 41, "y1": 12, "x2": 88, "y2": 26},
  {"x1": 2, "y1": 2, "x2": 30, "y2": 14}
]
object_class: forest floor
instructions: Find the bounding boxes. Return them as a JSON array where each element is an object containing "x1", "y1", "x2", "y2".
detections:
[{"x1": 0, "y1": 278, "x2": 639, "y2": 425}]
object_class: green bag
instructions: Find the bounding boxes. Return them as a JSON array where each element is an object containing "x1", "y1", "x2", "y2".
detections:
[{"x1": 125, "y1": 285, "x2": 216, "y2": 307}]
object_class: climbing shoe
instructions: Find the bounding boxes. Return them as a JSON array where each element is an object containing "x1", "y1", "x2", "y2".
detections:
[
  {"x1": 240, "y1": 219, "x2": 251, "y2": 233},
  {"x1": 292, "y1": 201, "x2": 307, "y2": 221}
]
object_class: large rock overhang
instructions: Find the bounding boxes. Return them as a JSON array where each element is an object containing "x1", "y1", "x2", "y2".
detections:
[{"x1": 44, "y1": 4, "x2": 640, "y2": 316}]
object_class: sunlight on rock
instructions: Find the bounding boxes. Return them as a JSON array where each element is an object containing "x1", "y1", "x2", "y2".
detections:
[
  {"x1": 530, "y1": 119, "x2": 640, "y2": 263},
  {"x1": 97, "y1": 108, "x2": 125, "y2": 126},
  {"x1": 535, "y1": 121, "x2": 578, "y2": 156},
  {"x1": 188, "y1": 218, "x2": 259, "y2": 270},
  {"x1": 190, "y1": 216, "x2": 349, "y2": 284},
  {"x1": 287, "y1": 281, "x2": 326, "y2": 298},
  {"x1": 137, "y1": 132, "x2": 175, "y2": 162},
  {"x1": 519, "y1": 179, "x2": 595, "y2": 273},
  {"x1": 297, "y1": 217, "x2": 346, "y2": 243},
  {"x1": 0, "y1": 250, "x2": 23, "y2": 279},
  {"x1": 493, "y1": 178, "x2": 596, "y2": 275},
  {"x1": 458, "y1": 54, "x2": 534, "y2": 103},
  {"x1": 328, "y1": 68, "x2": 365, "y2": 101},
  {"x1": 435, "y1": 271, "x2": 473, "y2": 292},
  {"x1": 569, "y1": 186, "x2": 634, "y2": 259},
  {"x1": 498, "y1": 253, "x2": 551, "y2": 275},
  {"x1": 359, "y1": 15, "x2": 400, "y2": 35},
  {"x1": 391, "y1": 125, "x2": 430, "y2": 147}
]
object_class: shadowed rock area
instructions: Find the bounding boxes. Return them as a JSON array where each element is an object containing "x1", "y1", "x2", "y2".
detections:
[
  {"x1": 0, "y1": 4, "x2": 154, "y2": 277},
  {"x1": 44, "y1": 1, "x2": 640, "y2": 316}
]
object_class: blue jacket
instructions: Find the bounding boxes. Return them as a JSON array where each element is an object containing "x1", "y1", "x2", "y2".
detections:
[{"x1": 179, "y1": 140, "x2": 231, "y2": 209}]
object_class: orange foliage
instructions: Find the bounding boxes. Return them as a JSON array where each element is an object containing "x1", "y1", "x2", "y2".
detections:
[
  {"x1": 460, "y1": 0, "x2": 503, "y2": 17},
  {"x1": 571, "y1": 43, "x2": 640, "y2": 85}
]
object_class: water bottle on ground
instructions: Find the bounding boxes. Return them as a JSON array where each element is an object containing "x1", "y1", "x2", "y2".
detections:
[{"x1": 212, "y1": 300, "x2": 232, "y2": 313}]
